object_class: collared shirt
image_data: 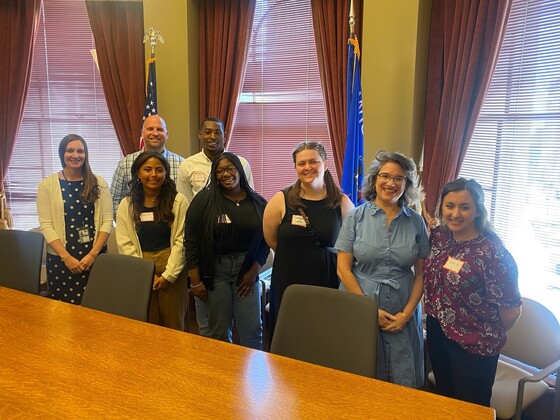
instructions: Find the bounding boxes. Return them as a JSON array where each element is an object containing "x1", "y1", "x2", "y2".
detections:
[
  {"x1": 110, "y1": 149, "x2": 184, "y2": 215},
  {"x1": 176, "y1": 151, "x2": 254, "y2": 207},
  {"x1": 335, "y1": 201, "x2": 430, "y2": 289},
  {"x1": 424, "y1": 225, "x2": 521, "y2": 356}
]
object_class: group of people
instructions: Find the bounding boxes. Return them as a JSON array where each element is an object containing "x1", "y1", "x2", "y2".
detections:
[{"x1": 36, "y1": 114, "x2": 521, "y2": 408}]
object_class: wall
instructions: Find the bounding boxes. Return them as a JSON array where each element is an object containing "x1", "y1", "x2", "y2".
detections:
[
  {"x1": 361, "y1": 0, "x2": 431, "y2": 165},
  {"x1": 143, "y1": 1, "x2": 431, "y2": 164},
  {"x1": 143, "y1": 0, "x2": 198, "y2": 158}
]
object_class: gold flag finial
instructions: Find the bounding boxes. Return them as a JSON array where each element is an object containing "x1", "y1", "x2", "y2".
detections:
[{"x1": 143, "y1": 28, "x2": 164, "y2": 58}]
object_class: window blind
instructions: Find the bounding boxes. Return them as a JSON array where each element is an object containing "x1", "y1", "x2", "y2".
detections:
[
  {"x1": 228, "y1": 0, "x2": 338, "y2": 200},
  {"x1": 460, "y1": 0, "x2": 560, "y2": 314},
  {"x1": 6, "y1": 0, "x2": 122, "y2": 230}
]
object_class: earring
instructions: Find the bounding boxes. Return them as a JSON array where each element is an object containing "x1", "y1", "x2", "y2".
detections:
[
  {"x1": 137, "y1": 178, "x2": 141, "y2": 183},
  {"x1": 163, "y1": 178, "x2": 168, "y2": 185}
]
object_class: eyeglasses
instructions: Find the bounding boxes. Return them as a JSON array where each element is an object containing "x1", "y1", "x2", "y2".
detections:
[
  {"x1": 377, "y1": 173, "x2": 407, "y2": 184},
  {"x1": 216, "y1": 165, "x2": 238, "y2": 176}
]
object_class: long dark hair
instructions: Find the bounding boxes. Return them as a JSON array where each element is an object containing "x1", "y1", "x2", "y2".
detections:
[
  {"x1": 363, "y1": 150, "x2": 422, "y2": 207},
  {"x1": 285, "y1": 142, "x2": 343, "y2": 210},
  {"x1": 58, "y1": 134, "x2": 99, "y2": 204},
  {"x1": 200, "y1": 152, "x2": 267, "y2": 249},
  {"x1": 436, "y1": 178, "x2": 493, "y2": 235},
  {"x1": 128, "y1": 151, "x2": 177, "y2": 227}
]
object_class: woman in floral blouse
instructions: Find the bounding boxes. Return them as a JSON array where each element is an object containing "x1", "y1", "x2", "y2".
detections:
[{"x1": 424, "y1": 178, "x2": 521, "y2": 407}]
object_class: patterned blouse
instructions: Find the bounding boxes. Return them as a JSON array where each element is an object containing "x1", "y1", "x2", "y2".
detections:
[{"x1": 424, "y1": 225, "x2": 521, "y2": 356}]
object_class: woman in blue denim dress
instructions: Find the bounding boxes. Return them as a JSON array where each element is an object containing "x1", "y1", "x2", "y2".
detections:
[{"x1": 335, "y1": 151, "x2": 429, "y2": 388}]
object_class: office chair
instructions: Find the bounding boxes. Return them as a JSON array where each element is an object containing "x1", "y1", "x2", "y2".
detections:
[
  {"x1": 81, "y1": 253, "x2": 155, "y2": 322},
  {"x1": 490, "y1": 297, "x2": 560, "y2": 420},
  {"x1": 427, "y1": 297, "x2": 560, "y2": 419},
  {"x1": 0, "y1": 230, "x2": 44, "y2": 294},
  {"x1": 270, "y1": 284, "x2": 378, "y2": 378}
]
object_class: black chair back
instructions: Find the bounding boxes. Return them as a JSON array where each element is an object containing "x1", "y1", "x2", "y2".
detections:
[
  {"x1": 271, "y1": 284, "x2": 378, "y2": 378},
  {"x1": 0, "y1": 230, "x2": 44, "y2": 294},
  {"x1": 82, "y1": 253, "x2": 155, "y2": 322}
]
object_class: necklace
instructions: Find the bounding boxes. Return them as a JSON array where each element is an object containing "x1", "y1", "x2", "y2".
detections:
[
  {"x1": 61, "y1": 169, "x2": 82, "y2": 185},
  {"x1": 225, "y1": 191, "x2": 246, "y2": 206}
]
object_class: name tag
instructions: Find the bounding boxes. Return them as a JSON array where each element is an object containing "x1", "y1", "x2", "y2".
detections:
[
  {"x1": 218, "y1": 214, "x2": 232, "y2": 224},
  {"x1": 291, "y1": 215, "x2": 306, "y2": 227},
  {"x1": 193, "y1": 172, "x2": 206, "y2": 183},
  {"x1": 443, "y1": 256, "x2": 465, "y2": 274},
  {"x1": 140, "y1": 212, "x2": 155, "y2": 222}
]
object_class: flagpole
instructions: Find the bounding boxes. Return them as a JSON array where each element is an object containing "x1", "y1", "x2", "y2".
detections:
[
  {"x1": 140, "y1": 28, "x2": 164, "y2": 149},
  {"x1": 349, "y1": 0, "x2": 355, "y2": 36}
]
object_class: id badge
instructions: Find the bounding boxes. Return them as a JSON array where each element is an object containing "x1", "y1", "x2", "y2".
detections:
[
  {"x1": 140, "y1": 212, "x2": 155, "y2": 222},
  {"x1": 78, "y1": 227, "x2": 92, "y2": 244},
  {"x1": 291, "y1": 215, "x2": 306, "y2": 227}
]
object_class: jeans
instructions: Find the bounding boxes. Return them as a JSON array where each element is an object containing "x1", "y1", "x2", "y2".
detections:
[
  {"x1": 205, "y1": 252, "x2": 262, "y2": 350},
  {"x1": 194, "y1": 296, "x2": 210, "y2": 336}
]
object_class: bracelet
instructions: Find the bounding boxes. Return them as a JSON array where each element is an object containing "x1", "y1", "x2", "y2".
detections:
[
  {"x1": 400, "y1": 311, "x2": 407, "y2": 319},
  {"x1": 89, "y1": 251, "x2": 99, "y2": 258},
  {"x1": 190, "y1": 282, "x2": 203, "y2": 289}
]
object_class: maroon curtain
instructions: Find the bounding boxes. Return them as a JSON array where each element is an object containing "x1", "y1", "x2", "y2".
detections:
[
  {"x1": 311, "y1": 0, "x2": 363, "y2": 181},
  {"x1": 199, "y1": 0, "x2": 256, "y2": 144},
  {"x1": 86, "y1": 0, "x2": 145, "y2": 155},
  {"x1": 422, "y1": 0, "x2": 512, "y2": 216},
  {"x1": 0, "y1": 0, "x2": 40, "y2": 186}
]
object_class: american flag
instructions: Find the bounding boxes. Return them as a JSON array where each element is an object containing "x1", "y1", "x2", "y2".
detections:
[{"x1": 140, "y1": 57, "x2": 158, "y2": 149}]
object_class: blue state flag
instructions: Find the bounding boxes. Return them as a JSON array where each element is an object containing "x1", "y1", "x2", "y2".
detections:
[{"x1": 341, "y1": 35, "x2": 364, "y2": 206}]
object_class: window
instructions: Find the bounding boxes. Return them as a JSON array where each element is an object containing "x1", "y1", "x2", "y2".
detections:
[
  {"x1": 5, "y1": 0, "x2": 122, "y2": 230},
  {"x1": 460, "y1": 0, "x2": 560, "y2": 320},
  {"x1": 228, "y1": 0, "x2": 338, "y2": 199}
]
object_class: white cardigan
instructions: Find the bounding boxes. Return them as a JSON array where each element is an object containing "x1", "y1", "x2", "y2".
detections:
[
  {"x1": 116, "y1": 193, "x2": 187, "y2": 283},
  {"x1": 37, "y1": 173, "x2": 113, "y2": 255}
]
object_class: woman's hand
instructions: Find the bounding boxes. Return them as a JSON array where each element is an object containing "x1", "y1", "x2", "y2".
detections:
[
  {"x1": 236, "y1": 271, "x2": 256, "y2": 298},
  {"x1": 382, "y1": 311, "x2": 408, "y2": 333},
  {"x1": 79, "y1": 253, "x2": 96, "y2": 271},
  {"x1": 62, "y1": 255, "x2": 84, "y2": 274},
  {"x1": 378, "y1": 309, "x2": 397, "y2": 330},
  {"x1": 190, "y1": 281, "x2": 208, "y2": 301},
  {"x1": 153, "y1": 275, "x2": 172, "y2": 291}
]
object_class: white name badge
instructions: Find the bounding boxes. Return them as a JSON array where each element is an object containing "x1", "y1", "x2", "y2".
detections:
[
  {"x1": 218, "y1": 214, "x2": 232, "y2": 224},
  {"x1": 193, "y1": 172, "x2": 206, "y2": 183},
  {"x1": 140, "y1": 211, "x2": 155, "y2": 222},
  {"x1": 443, "y1": 256, "x2": 465, "y2": 274},
  {"x1": 291, "y1": 215, "x2": 306, "y2": 227}
]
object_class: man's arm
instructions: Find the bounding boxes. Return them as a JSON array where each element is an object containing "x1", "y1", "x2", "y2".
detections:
[{"x1": 110, "y1": 159, "x2": 127, "y2": 217}]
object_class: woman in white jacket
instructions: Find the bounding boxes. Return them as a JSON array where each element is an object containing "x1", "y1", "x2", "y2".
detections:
[
  {"x1": 116, "y1": 151, "x2": 188, "y2": 330},
  {"x1": 37, "y1": 134, "x2": 112, "y2": 304}
]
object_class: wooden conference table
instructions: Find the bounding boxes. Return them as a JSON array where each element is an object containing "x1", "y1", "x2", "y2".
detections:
[{"x1": 0, "y1": 286, "x2": 495, "y2": 419}]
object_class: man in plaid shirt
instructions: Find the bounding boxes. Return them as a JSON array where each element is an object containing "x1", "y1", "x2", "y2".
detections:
[{"x1": 110, "y1": 115, "x2": 185, "y2": 216}]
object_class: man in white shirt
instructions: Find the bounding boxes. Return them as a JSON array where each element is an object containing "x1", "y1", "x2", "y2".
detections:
[
  {"x1": 111, "y1": 115, "x2": 185, "y2": 216},
  {"x1": 177, "y1": 117, "x2": 253, "y2": 337}
]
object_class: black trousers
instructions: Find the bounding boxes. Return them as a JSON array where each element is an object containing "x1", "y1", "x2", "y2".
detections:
[{"x1": 426, "y1": 316, "x2": 499, "y2": 407}]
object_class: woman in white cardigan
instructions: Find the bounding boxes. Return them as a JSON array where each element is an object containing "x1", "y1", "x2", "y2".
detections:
[
  {"x1": 116, "y1": 151, "x2": 188, "y2": 330},
  {"x1": 37, "y1": 134, "x2": 112, "y2": 304}
]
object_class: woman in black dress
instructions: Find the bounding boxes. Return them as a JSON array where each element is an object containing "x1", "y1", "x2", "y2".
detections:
[
  {"x1": 37, "y1": 134, "x2": 113, "y2": 304},
  {"x1": 263, "y1": 142, "x2": 354, "y2": 336}
]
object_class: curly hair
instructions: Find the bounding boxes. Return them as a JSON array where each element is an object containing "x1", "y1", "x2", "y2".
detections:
[
  {"x1": 363, "y1": 150, "x2": 422, "y2": 207},
  {"x1": 58, "y1": 134, "x2": 99, "y2": 204},
  {"x1": 128, "y1": 151, "x2": 177, "y2": 227},
  {"x1": 284, "y1": 141, "x2": 343, "y2": 210}
]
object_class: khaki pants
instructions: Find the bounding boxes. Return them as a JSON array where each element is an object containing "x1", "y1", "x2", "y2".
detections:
[{"x1": 142, "y1": 248, "x2": 187, "y2": 331}]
